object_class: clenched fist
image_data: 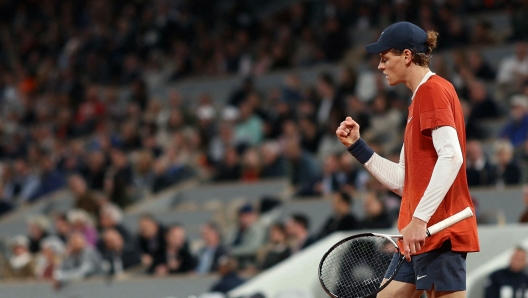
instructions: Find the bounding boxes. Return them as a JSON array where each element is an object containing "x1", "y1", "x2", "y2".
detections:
[{"x1": 336, "y1": 116, "x2": 361, "y2": 147}]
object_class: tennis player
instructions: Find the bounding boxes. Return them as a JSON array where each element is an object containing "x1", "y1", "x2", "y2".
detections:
[{"x1": 336, "y1": 22, "x2": 480, "y2": 297}]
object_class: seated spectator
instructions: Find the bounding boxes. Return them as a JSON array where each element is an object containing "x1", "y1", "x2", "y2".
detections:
[
  {"x1": 137, "y1": 214, "x2": 166, "y2": 268},
  {"x1": 225, "y1": 204, "x2": 266, "y2": 261},
  {"x1": 4, "y1": 159, "x2": 40, "y2": 203},
  {"x1": 97, "y1": 203, "x2": 133, "y2": 252},
  {"x1": 360, "y1": 192, "x2": 394, "y2": 230},
  {"x1": 314, "y1": 154, "x2": 342, "y2": 196},
  {"x1": 31, "y1": 154, "x2": 66, "y2": 202},
  {"x1": 494, "y1": 140, "x2": 522, "y2": 186},
  {"x1": 196, "y1": 222, "x2": 228, "y2": 275},
  {"x1": 69, "y1": 174, "x2": 100, "y2": 218},
  {"x1": 257, "y1": 223, "x2": 291, "y2": 270},
  {"x1": 53, "y1": 213, "x2": 71, "y2": 244},
  {"x1": 54, "y1": 232, "x2": 103, "y2": 287},
  {"x1": 518, "y1": 185, "x2": 528, "y2": 223},
  {"x1": 317, "y1": 192, "x2": 360, "y2": 240},
  {"x1": 286, "y1": 213, "x2": 316, "y2": 254},
  {"x1": 209, "y1": 256, "x2": 245, "y2": 294},
  {"x1": 80, "y1": 150, "x2": 107, "y2": 191},
  {"x1": 299, "y1": 116, "x2": 323, "y2": 154},
  {"x1": 100, "y1": 229, "x2": 141, "y2": 276},
  {"x1": 466, "y1": 140, "x2": 497, "y2": 187},
  {"x1": 484, "y1": 246, "x2": 528, "y2": 298},
  {"x1": 260, "y1": 141, "x2": 287, "y2": 179},
  {"x1": 240, "y1": 148, "x2": 261, "y2": 182},
  {"x1": 213, "y1": 146, "x2": 242, "y2": 182},
  {"x1": 282, "y1": 139, "x2": 321, "y2": 197},
  {"x1": 2, "y1": 235, "x2": 35, "y2": 280},
  {"x1": 467, "y1": 49, "x2": 496, "y2": 81},
  {"x1": 467, "y1": 80, "x2": 502, "y2": 121},
  {"x1": 105, "y1": 148, "x2": 134, "y2": 208},
  {"x1": 337, "y1": 152, "x2": 364, "y2": 193},
  {"x1": 496, "y1": 41, "x2": 528, "y2": 92},
  {"x1": 35, "y1": 236, "x2": 65, "y2": 280},
  {"x1": 499, "y1": 95, "x2": 528, "y2": 148},
  {"x1": 67, "y1": 209, "x2": 99, "y2": 247},
  {"x1": 150, "y1": 224, "x2": 196, "y2": 275},
  {"x1": 27, "y1": 215, "x2": 51, "y2": 254},
  {"x1": 234, "y1": 100, "x2": 264, "y2": 147}
]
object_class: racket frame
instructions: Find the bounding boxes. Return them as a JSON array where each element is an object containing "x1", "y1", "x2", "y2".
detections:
[{"x1": 318, "y1": 232, "x2": 404, "y2": 298}]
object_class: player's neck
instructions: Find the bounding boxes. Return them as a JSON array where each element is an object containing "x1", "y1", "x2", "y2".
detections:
[{"x1": 405, "y1": 66, "x2": 432, "y2": 94}]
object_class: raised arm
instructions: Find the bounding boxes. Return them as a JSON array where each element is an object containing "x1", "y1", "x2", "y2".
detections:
[{"x1": 336, "y1": 117, "x2": 405, "y2": 195}]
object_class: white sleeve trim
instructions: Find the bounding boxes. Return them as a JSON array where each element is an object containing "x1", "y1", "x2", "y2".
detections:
[
  {"x1": 364, "y1": 146, "x2": 405, "y2": 196},
  {"x1": 413, "y1": 126, "x2": 463, "y2": 223}
]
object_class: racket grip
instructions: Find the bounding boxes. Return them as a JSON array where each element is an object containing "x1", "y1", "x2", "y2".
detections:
[{"x1": 426, "y1": 207, "x2": 474, "y2": 236}]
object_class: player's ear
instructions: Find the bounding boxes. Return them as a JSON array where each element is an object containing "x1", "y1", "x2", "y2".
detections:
[{"x1": 403, "y1": 49, "x2": 413, "y2": 65}]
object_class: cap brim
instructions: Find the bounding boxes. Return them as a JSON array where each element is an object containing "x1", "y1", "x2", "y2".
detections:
[{"x1": 365, "y1": 41, "x2": 391, "y2": 54}]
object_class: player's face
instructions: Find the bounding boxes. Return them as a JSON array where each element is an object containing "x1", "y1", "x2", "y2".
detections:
[{"x1": 378, "y1": 50, "x2": 406, "y2": 86}]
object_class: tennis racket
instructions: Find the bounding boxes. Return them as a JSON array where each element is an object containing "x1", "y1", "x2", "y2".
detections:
[{"x1": 318, "y1": 207, "x2": 474, "y2": 298}]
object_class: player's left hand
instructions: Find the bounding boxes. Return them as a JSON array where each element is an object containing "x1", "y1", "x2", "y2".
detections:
[{"x1": 401, "y1": 217, "x2": 428, "y2": 262}]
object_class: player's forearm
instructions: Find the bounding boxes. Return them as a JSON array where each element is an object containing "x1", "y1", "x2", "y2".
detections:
[
  {"x1": 348, "y1": 139, "x2": 405, "y2": 195},
  {"x1": 413, "y1": 126, "x2": 463, "y2": 222}
]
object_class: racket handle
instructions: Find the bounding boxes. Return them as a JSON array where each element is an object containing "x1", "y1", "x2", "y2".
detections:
[{"x1": 426, "y1": 207, "x2": 474, "y2": 236}]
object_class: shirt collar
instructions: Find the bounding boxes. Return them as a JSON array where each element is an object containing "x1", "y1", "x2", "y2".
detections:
[{"x1": 411, "y1": 71, "x2": 435, "y2": 101}]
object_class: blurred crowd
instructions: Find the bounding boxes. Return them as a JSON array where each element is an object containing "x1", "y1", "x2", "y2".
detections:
[
  {"x1": 0, "y1": 188, "x2": 396, "y2": 294},
  {"x1": 0, "y1": 0, "x2": 527, "y2": 295}
]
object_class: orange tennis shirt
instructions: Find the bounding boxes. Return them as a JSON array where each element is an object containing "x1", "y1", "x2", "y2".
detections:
[{"x1": 399, "y1": 74, "x2": 480, "y2": 254}]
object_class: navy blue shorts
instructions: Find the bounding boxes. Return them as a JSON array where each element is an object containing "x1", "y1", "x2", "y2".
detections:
[{"x1": 384, "y1": 240, "x2": 467, "y2": 291}]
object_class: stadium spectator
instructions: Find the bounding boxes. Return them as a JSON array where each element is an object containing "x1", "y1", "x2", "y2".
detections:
[
  {"x1": 137, "y1": 214, "x2": 166, "y2": 268},
  {"x1": 315, "y1": 72, "x2": 345, "y2": 126},
  {"x1": 234, "y1": 100, "x2": 264, "y2": 147},
  {"x1": 257, "y1": 223, "x2": 291, "y2": 270},
  {"x1": 54, "y1": 232, "x2": 103, "y2": 287},
  {"x1": 100, "y1": 229, "x2": 141, "y2": 276},
  {"x1": 467, "y1": 80, "x2": 503, "y2": 121},
  {"x1": 196, "y1": 222, "x2": 228, "y2": 275},
  {"x1": 470, "y1": 20, "x2": 496, "y2": 46},
  {"x1": 53, "y1": 213, "x2": 72, "y2": 244},
  {"x1": 209, "y1": 256, "x2": 245, "y2": 294},
  {"x1": 81, "y1": 150, "x2": 108, "y2": 191},
  {"x1": 225, "y1": 204, "x2": 266, "y2": 261},
  {"x1": 314, "y1": 154, "x2": 342, "y2": 196},
  {"x1": 150, "y1": 224, "x2": 196, "y2": 275},
  {"x1": 240, "y1": 148, "x2": 261, "y2": 182},
  {"x1": 466, "y1": 140, "x2": 497, "y2": 187},
  {"x1": 282, "y1": 139, "x2": 321, "y2": 197},
  {"x1": 337, "y1": 150, "x2": 364, "y2": 193},
  {"x1": 497, "y1": 41, "x2": 528, "y2": 92},
  {"x1": 34, "y1": 237, "x2": 65, "y2": 280},
  {"x1": 3, "y1": 159, "x2": 39, "y2": 203},
  {"x1": 68, "y1": 209, "x2": 99, "y2": 248},
  {"x1": 2, "y1": 235, "x2": 35, "y2": 280},
  {"x1": 68, "y1": 174, "x2": 100, "y2": 218},
  {"x1": 31, "y1": 154, "x2": 66, "y2": 201},
  {"x1": 299, "y1": 117, "x2": 323, "y2": 155},
  {"x1": 26, "y1": 215, "x2": 51, "y2": 254},
  {"x1": 213, "y1": 146, "x2": 242, "y2": 182},
  {"x1": 360, "y1": 192, "x2": 394, "y2": 230},
  {"x1": 259, "y1": 141, "x2": 287, "y2": 179},
  {"x1": 317, "y1": 192, "x2": 360, "y2": 240},
  {"x1": 362, "y1": 94, "x2": 403, "y2": 153},
  {"x1": 466, "y1": 50, "x2": 496, "y2": 81},
  {"x1": 106, "y1": 149, "x2": 134, "y2": 208},
  {"x1": 484, "y1": 246, "x2": 528, "y2": 298},
  {"x1": 494, "y1": 140, "x2": 522, "y2": 186},
  {"x1": 286, "y1": 213, "x2": 316, "y2": 254},
  {"x1": 97, "y1": 203, "x2": 133, "y2": 251},
  {"x1": 499, "y1": 95, "x2": 528, "y2": 148}
]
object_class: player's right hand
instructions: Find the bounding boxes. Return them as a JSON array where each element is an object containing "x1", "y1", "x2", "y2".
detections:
[{"x1": 336, "y1": 116, "x2": 360, "y2": 147}]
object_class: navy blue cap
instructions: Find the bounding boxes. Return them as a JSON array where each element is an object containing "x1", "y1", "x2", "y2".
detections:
[
  {"x1": 238, "y1": 204, "x2": 254, "y2": 214},
  {"x1": 365, "y1": 22, "x2": 427, "y2": 54}
]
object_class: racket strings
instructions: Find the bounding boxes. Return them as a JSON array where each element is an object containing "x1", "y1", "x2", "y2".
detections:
[{"x1": 320, "y1": 235, "x2": 396, "y2": 298}]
